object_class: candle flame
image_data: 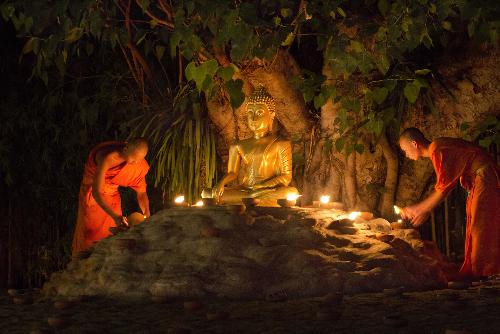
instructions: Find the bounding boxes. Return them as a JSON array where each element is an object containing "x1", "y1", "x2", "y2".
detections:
[
  {"x1": 194, "y1": 200, "x2": 204, "y2": 207},
  {"x1": 320, "y1": 195, "x2": 330, "y2": 204},
  {"x1": 397, "y1": 219, "x2": 402, "y2": 223},
  {"x1": 348, "y1": 211, "x2": 361, "y2": 220},
  {"x1": 287, "y1": 194, "x2": 301, "y2": 201},
  {"x1": 393, "y1": 205, "x2": 401, "y2": 215},
  {"x1": 174, "y1": 196, "x2": 185, "y2": 204}
]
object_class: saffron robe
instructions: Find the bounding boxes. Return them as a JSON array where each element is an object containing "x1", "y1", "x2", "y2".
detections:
[
  {"x1": 429, "y1": 138, "x2": 500, "y2": 277},
  {"x1": 71, "y1": 141, "x2": 149, "y2": 256}
]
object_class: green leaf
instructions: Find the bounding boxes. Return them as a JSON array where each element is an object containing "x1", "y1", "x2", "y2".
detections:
[
  {"x1": 21, "y1": 37, "x2": 35, "y2": 55},
  {"x1": 354, "y1": 143, "x2": 364, "y2": 154},
  {"x1": 335, "y1": 138, "x2": 345, "y2": 152},
  {"x1": 459, "y1": 122, "x2": 470, "y2": 132},
  {"x1": 375, "y1": 54, "x2": 390, "y2": 75},
  {"x1": 280, "y1": 8, "x2": 292, "y2": 18},
  {"x1": 372, "y1": 87, "x2": 389, "y2": 104},
  {"x1": 479, "y1": 137, "x2": 493, "y2": 148},
  {"x1": 404, "y1": 82, "x2": 420, "y2": 103},
  {"x1": 415, "y1": 69, "x2": 431, "y2": 75},
  {"x1": 336, "y1": 7, "x2": 346, "y2": 18},
  {"x1": 65, "y1": 27, "x2": 83, "y2": 42},
  {"x1": 281, "y1": 32, "x2": 295, "y2": 46},
  {"x1": 372, "y1": 119, "x2": 384, "y2": 136},
  {"x1": 217, "y1": 65, "x2": 235, "y2": 82},
  {"x1": 442, "y1": 21, "x2": 452, "y2": 31},
  {"x1": 377, "y1": 0, "x2": 389, "y2": 17},
  {"x1": 155, "y1": 45, "x2": 166, "y2": 61},
  {"x1": 225, "y1": 79, "x2": 245, "y2": 108}
]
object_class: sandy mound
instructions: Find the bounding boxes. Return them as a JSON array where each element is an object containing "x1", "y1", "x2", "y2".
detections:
[{"x1": 43, "y1": 207, "x2": 452, "y2": 300}]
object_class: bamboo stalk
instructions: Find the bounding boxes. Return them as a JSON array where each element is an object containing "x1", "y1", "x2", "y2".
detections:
[
  {"x1": 430, "y1": 210, "x2": 437, "y2": 243},
  {"x1": 444, "y1": 196, "x2": 450, "y2": 257}
]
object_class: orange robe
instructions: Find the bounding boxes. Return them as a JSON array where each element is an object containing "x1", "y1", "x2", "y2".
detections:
[
  {"x1": 429, "y1": 138, "x2": 500, "y2": 278},
  {"x1": 71, "y1": 141, "x2": 149, "y2": 256}
]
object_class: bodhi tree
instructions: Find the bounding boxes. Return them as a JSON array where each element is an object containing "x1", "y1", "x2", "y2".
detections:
[{"x1": 2, "y1": 0, "x2": 498, "y2": 216}]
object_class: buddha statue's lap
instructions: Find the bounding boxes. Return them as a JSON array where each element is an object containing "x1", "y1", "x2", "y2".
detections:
[{"x1": 202, "y1": 85, "x2": 298, "y2": 206}]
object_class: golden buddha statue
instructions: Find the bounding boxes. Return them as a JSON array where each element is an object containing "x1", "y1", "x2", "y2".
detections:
[{"x1": 202, "y1": 86, "x2": 298, "y2": 205}]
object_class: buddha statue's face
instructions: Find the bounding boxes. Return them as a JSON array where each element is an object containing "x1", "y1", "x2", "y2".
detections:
[{"x1": 247, "y1": 102, "x2": 274, "y2": 134}]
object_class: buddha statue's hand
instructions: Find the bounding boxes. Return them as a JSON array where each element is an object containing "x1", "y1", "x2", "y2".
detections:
[{"x1": 213, "y1": 181, "x2": 225, "y2": 200}]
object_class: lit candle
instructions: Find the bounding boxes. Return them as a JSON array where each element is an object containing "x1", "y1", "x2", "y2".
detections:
[
  {"x1": 393, "y1": 205, "x2": 401, "y2": 215},
  {"x1": 174, "y1": 195, "x2": 185, "y2": 206},
  {"x1": 320, "y1": 195, "x2": 330, "y2": 204},
  {"x1": 194, "y1": 200, "x2": 204, "y2": 207},
  {"x1": 348, "y1": 211, "x2": 361, "y2": 220}
]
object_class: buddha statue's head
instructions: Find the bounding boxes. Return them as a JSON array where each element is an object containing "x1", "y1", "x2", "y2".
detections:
[{"x1": 246, "y1": 85, "x2": 276, "y2": 137}]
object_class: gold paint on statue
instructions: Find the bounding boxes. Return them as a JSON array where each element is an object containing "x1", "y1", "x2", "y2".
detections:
[{"x1": 202, "y1": 86, "x2": 298, "y2": 205}]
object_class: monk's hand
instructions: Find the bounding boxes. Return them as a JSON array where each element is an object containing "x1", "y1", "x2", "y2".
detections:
[
  {"x1": 401, "y1": 205, "x2": 418, "y2": 220},
  {"x1": 113, "y1": 215, "x2": 128, "y2": 227},
  {"x1": 411, "y1": 212, "x2": 430, "y2": 227}
]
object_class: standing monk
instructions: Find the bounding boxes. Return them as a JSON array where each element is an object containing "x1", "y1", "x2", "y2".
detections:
[
  {"x1": 398, "y1": 128, "x2": 500, "y2": 279},
  {"x1": 72, "y1": 138, "x2": 150, "y2": 257}
]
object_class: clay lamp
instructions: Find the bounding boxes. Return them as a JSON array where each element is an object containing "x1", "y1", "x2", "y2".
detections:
[
  {"x1": 242, "y1": 197, "x2": 260, "y2": 208},
  {"x1": 127, "y1": 212, "x2": 147, "y2": 226},
  {"x1": 393, "y1": 205, "x2": 413, "y2": 228},
  {"x1": 278, "y1": 194, "x2": 301, "y2": 207},
  {"x1": 202, "y1": 198, "x2": 217, "y2": 206},
  {"x1": 347, "y1": 211, "x2": 361, "y2": 221}
]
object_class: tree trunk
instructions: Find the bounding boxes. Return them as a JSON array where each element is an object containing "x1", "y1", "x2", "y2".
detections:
[{"x1": 378, "y1": 133, "x2": 399, "y2": 219}]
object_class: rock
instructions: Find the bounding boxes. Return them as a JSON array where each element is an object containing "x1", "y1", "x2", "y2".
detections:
[
  {"x1": 201, "y1": 227, "x2": 219, "y2": 238},
  {"x1": 265, "y1": 290, "x2": 287, "y2": 302},
  {"x1": 383, "y1": 286, "x2": 406, "y2": 297},
  {"x1": 367, "y1": 218, "x2": 392, "y2": 233},
  {"x1": 47, "y1": 317, "x2": 69, "y2": 329},
  {"x1": 183, "y1": 301, "x2": 203, "y2": 312},
  {"x1": 448, "y1": 281, "x2": 470, "y2": 290},
  {"x1": 359, "y1": 212, "x2": 374, "y2": 220},
  {"x1": 319, "y1": 292, "x2": 343, "y2": 306},
  {"x1": 206, "y1": 311, "x2": 230, "y2": 321},
  {"x1": 383, "y1": 314, "x2": 408, "y2": 327},
  {"x1": 375, "y1": 233, "x2": 394, "y2": 243},
  {"x1": 42, "y1": 207, "x2": 451, "y2": 299},
  {"x1": 7, "y1": 289, "x2": 19, "y2": 297},
  {"x1": 316, "y1": 308, "x2": 343, "y2": 321},
  {"x1": 54, "y1": 300, "x2": 74, "y2": 310},
  {"x1": 12, "y1": 296, "x2": 33, "y2": 305},
  {"x1": 478, "y1": 286, "x2": 499, "y2": 297}
]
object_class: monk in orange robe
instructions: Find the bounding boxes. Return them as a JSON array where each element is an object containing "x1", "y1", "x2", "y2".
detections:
[
  {"x1": 71, "y1": 138, "x2": 150, "y2": 257},
  {"x1": 399, "y1": 128, "x2": 500, "y2": 279}
]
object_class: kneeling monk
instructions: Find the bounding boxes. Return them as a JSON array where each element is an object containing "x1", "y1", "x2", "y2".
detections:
[
  {"x1": 72, "y1": 138, "x2": 150, "y2": 257},
  {"x1": 398, "y1": 128, "x2": 500, "y2": 278}
]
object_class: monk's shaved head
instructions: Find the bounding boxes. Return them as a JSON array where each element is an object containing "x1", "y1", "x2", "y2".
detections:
[
  {"x1": 399, "y1": 128, "x2": 429, "y2": 144},
  {"x1": 398, "y1": 128, "x2": 431, "y2": 161},
  {"x1": 124, "y1": 137, "x2": 148, "y2": 163}
]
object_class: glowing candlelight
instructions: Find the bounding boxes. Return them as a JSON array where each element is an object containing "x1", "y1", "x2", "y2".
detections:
[
  {"x1": 394, "y1": 205, "x2": 401, "y2": 215},
  {"x1": 174, "y1": 195, "x2": 185, "y2": 204},
  {"x1": 348, "y1": 211, "x2": 361, "y2": 220},
  {"x1": 397, "y1": 219, "x2": 402, "y2": 223},
  {"x1": 320, "y1": 195, "x2": 330, "y2": 204},
  {"x1": 287, "y1": 194, "x2": 301, "y2": 201},
  {"x1": 194, "y1": 200, "x2": 204, "y2": 207}
]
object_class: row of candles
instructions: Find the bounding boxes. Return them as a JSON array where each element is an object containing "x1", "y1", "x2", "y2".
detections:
[{"x1": 173, "y1": 195, "x2": 405, "y2": 222}]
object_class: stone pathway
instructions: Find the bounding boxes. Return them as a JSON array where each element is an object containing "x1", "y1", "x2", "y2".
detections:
[{"x1": 2, "y1": 283, "x2": 500, "y2": 334}]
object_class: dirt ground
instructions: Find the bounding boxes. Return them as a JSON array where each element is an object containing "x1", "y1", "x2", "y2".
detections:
[{"x1": 2, "y1": 282, "x2": 500, "y2": 334}]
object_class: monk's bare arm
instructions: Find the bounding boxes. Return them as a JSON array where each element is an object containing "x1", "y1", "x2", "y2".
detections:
[
  {"x1": 136, "y1": 191, "x2": 150, "y2": 217},
  {"x1": 402, "y1": 190, "x2": 445, "y2": 226},
  {"x1": 92, "y1": 152, "x2": 124, "y2": 225}
]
